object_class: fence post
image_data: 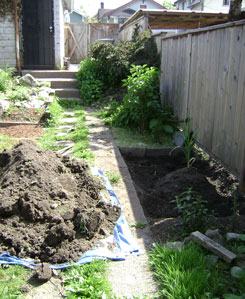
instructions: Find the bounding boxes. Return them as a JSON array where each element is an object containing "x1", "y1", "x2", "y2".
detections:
[{"x1": 239, "y1": 148, "x2": 245, "y2": 192}]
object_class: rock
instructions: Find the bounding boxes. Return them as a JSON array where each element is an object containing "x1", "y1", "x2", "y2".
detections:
[
  {"x1": 20, "y1": 285, "x2": 31, "y2": 293},
  {"x1": 205, "y1": 229, "x2": 224, "y2": 245},
  {"x1": 14, "y1": 102, "x2": 22, "y2": 107},
  {"x1": 205, "y1": 254, "x2": 219, "y2": 266},
  {"x1": 0, "y1": 99, "x2": 10, "y2": 116},
  {"x1": 226, "y1": 233, "x2": 242, "y2": 241},
  {"x1": 19, "y1": 74, "x2": 40, "y2": 87},
  {"x1": 38, "y1": 90, "x2": 49, "y2": 100},
  {"x1": 166, "y1": 241, "x2": 183, "y2": 250},
  {"x1": 35, "y1": 263, "x2": 52, "y2": 282}
]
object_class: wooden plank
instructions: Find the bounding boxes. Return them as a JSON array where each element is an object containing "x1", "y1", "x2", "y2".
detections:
[{"x1": 191, "y1": 231, "x2": 237, "y2": 263}]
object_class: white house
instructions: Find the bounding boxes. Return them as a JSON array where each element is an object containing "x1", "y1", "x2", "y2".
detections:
[
  {"x1": 0, "y1": 0, "x2": 67, "y2": 70},
  {"x1": 174, "y1": 0, "x2": 245, "y2": 13},
  {"x1": 97, "y1": 0, "x2": 165, "y2": 24}
]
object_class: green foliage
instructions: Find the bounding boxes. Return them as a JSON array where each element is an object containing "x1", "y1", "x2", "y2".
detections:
[
  {"x1": 63, "y1": 260, "x2": 112, "y2": 299},
  {"x1": 0, "y1": 265, "x2": 30, "y2": 299},
  {"x1": 0, "y1": 67, "x2": 13, "y2": 92},
  {"x1": 89, "y1": 42, "x2": 129, "y2": 89},
  {"x1": 7, "y1": 85, "x2": 30, "y2": 102},
  {"x1": 0, "y1": 0, "x2": 20, "y2": 17},
  {"x1": 163, "y1": 1, "x2": 174, "y2": 9},
  {"x1": 77, "y1": 59, "x2": 104, "y2": 104},
  {"x1": 172, "y1": 117, "x2": 197, "y2": 168},
  {"x1": 105, "y1": 170, "x2": 121, "y2": 185},
  {"x1": 171, "y1": 187, "x2": 209, "y2": 232},
  {"x1": 149, "y1": 242, "x2": 227, "y2": 298},
  {"x1": 131, "y1": 221, "x2": 147, "y2": 229}
]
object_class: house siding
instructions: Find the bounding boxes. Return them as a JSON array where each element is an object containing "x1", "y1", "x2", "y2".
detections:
[{"x1": 0, "y1": 15, "x2": 16, "y2": 68}]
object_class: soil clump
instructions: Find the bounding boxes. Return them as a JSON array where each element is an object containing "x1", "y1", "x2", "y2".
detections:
[{"x1": 0, "y1": 141, "x2": 120, "y2": 264}]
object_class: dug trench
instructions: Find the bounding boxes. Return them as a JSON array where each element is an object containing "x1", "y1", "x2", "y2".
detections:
[
  {"x1": 120, "y1": 147, "x2": 245, "y2": 242},
  {"x1": 0, "y1": 140, "x2": 120, "y2": 264}
]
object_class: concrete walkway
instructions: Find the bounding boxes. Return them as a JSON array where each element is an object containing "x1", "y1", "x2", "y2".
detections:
[{"x1": 85, "y1": 108, "x2": 157, "y2": 298}]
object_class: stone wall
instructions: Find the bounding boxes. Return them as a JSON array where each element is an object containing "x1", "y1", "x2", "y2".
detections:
[{"x1": 0, "y1": 15, "x2": 16, "y2": 68}]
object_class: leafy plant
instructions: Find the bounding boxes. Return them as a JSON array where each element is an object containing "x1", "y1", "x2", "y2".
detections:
[
  {"x1": 172, "y1": 117, "x2": 197, "y2": 168},
  {"x1": 171, "y1": 187, "x2": 209, "y2": 232},
  {"x1": 131, "y1": 221, "x2": 147, "y2": 229},
  {"x1": 0, "y1": 67, "x2": 13, "y2": 92},
  {"x1": 63, "y1": 260, "x2": 113, "y2": 299},
  {"x1": 112, "y1": 64, "x2": 161, "y2": 132}
]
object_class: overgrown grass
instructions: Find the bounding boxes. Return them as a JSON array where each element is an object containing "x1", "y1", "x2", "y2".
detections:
[
  {"x1": 105, "y1": 170, "x2": 121, "y2": 185},
  {"x1": 0, "y1": 265, "x2": 31, "y2": 299},
  {"x1": 149, "y1": 242, "x2": 229, "y2": 299}
]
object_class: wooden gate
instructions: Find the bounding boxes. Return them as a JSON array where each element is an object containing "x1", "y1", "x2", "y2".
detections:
[
  {"x1": 65, "y1": 23, "x2": 119, "y2": 63},
  {"x1": 22, "y1": 0, "x2": 55, "y2": 69}
]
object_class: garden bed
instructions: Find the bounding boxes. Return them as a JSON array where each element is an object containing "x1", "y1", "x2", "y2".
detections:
[{"x1": 120, "y1": 146, "x2": 245, "y2": 242}]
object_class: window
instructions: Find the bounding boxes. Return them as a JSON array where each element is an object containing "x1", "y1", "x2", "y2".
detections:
[
  {"x1": 223, "y1": 0, "x2": 230, "y2": 5},
  {"x1": 140, "y1": 4, "x2": 147, "y2": 8}
]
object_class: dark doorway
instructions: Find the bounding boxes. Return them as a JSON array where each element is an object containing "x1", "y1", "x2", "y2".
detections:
[{"x1": 22, "y1": 0, "x2": 55, "y2": 69}]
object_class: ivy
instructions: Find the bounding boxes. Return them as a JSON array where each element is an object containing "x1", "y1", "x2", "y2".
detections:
[{"x1": 0, "y1": 0, "x2": 20, "y2": 18}]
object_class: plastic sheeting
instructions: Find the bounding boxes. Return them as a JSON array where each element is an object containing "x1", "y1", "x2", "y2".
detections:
[{"x1": 0, "y1": 168, "x2": 142, "y2": 269}]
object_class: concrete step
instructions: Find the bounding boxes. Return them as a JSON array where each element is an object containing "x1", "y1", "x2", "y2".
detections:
[
  {"x1": 40, "y1": 78, "x2": 78, "y2": 89},
  {"x1": 22, "y1": 70, "x2": 77, "y2": 79},
  {"x1": 54, "y1": 88, "x2": 80, "y2": 98}
]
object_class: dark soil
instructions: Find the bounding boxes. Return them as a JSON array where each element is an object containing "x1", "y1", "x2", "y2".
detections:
[
  {"x1": 0, "y1": 107, "x2": 45, "y2": 123},
  {"x1": 0, "y1": 141, "x2": 120, "y2": 264},
  {"x1": 121, "y1": 149, "x2": 245, "y2": 242}
]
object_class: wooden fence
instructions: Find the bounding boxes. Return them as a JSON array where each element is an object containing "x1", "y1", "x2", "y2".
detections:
[
  {"x1": 65, "y1": 23, "x2": 119, "y2": 63},
  {"x1": 160, "y1": 20, "x2": 245, "y2": 189}
]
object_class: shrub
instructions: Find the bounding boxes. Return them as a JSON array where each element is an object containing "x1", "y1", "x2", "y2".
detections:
[
  {"x1": 77, "y1": 59, "x2": 103, "y2": 103},
  {"x1": 89, "y1": 41, "x2": 129, "y2": 89},
  {"x1": 112, "y1": 64, "x2": 161, "y2": 132}
]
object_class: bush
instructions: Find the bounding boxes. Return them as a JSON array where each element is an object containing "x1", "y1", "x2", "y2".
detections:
[
  {"x1": 89, "y1": 41, "x2": 129, "y2": 89},
  {"x1": 77, "y1": 59, "x2": 103, "y2": 103}
]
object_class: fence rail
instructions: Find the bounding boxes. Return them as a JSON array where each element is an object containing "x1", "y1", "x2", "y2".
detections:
[{"x1": 160, "y1": 21, "x2": 245, "y2": 189}]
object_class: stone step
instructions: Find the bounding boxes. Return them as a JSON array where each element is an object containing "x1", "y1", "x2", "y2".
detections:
[
  {"x1": 40, "y1": 78, "x2": 78, "y2": 89},
  {"x1": 54, "y1": 88, "x2": 80, "y2": 98},
  {"x1": 22, "y1": 70, "x2": 77, "y2": 79}
]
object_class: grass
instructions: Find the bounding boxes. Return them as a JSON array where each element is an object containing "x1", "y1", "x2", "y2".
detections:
[
  {"x1": 148, "y1": 242, "x2": 245, "y2": 299},
  {"x1": 39, "y1": 99, "x2": 93, "y2": 162},
  {"x1": 112, "y1": 127, "x2": 174, "y2": 148},
  {"x1": 106, "y1": 170, "x2": 121, "y2": 185},
  {"x1": 0, "y1": 134, "x2": 19, "y2": 151},
  {"x1": 131, "y1": 221, "x2": 147, "y2": 229},
  {"x1": 0, "y1": 265, "x2": 31, "y2": 299}
]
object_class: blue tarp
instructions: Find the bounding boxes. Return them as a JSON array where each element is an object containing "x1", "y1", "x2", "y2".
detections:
[{"x1": 0, "y1": 168, "x2": 142, "y2": 270}]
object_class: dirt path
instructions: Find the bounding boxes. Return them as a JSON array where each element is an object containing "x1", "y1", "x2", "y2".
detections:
[{"x1": 85, "y1": 108, "x2": 157, "y2": 298}]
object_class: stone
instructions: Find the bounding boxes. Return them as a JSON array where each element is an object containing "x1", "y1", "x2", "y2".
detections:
[
  {"x1": 60, "y1": 117, "x2": 77, "y2": 124},
  {"x1": 19, "y1": 74, "x2": 40, "y2": 87},
  {"x1": 38, "y1": 90, "x2": 49, "y2": 100},
  {"x1": 205, "y1": 254, "x2": 219, "y2": 266},
  {"x1": 205, "y1": 229, "x2": 224, "y2": 245},
  {"x1": 35, "y1": 263, "x2": 52, "y2": 282},
  {"x1": 166, "y1": 241, "x2": 183, "y2": 250},
  {"x1": 0, "y1": 99, "x2": 10, "y2": 116},
  {"x1": 226, "y1": 233, "x2": 242, "y2": 241}
]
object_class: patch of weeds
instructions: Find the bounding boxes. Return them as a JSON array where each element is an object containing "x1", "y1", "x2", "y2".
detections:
[
  {"x1": 63, "y1": 260, "x2": 112, "y2": 299},
  {"x1": 0, "y1": 265, "x2": 31, "y2": 298},
  {"x1": 43, "y1": 97, "x2": 64, "y2": 127},
  {"x1": 106, "y1": 170, "x2": 121, "y2": 185},
  {"x1": 171, "y1": 187, "x2": 211, "y2": 234},
  {"x1": 131, "y1": 221, "x2": 147, "y2": 229},
  {"x1": 112, "y1": 127, "x2": 174, "y2": 148},
  {"x1": 149, "y1": 242, "x2": 227, "y2": 298}
]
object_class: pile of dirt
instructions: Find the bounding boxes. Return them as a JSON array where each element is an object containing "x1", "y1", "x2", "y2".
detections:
[{"x1": 0, "y1": 141, "x2": 120, "y2": 264}]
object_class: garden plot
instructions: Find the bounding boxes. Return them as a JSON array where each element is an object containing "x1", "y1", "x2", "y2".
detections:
[
  {"x1": 0, "y1": 141, "x2": 120, "y2": 264},
  {"x1": 120, "y1": 148, "x2": 245, "y2": 242}
]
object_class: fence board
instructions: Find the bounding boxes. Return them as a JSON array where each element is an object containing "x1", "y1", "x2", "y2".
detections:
[{"x1": 160, "y1": 21, "x2": 245, "y2": 182}]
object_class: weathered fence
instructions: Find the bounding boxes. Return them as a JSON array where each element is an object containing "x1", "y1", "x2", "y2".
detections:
[
  {"x1": 160, "y1": 20, "x2": 245, "y2": 189},
  {"x1": 65, "y1": 23, "x2": 119, "y2": 63}
]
